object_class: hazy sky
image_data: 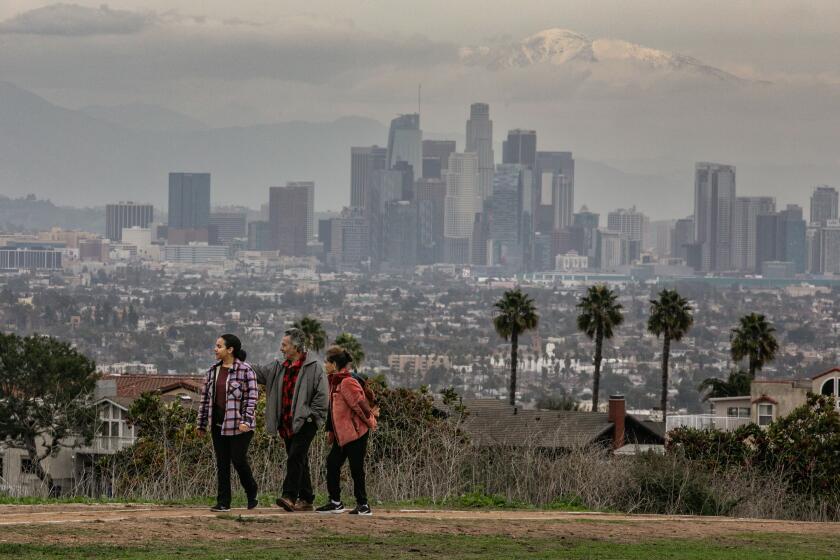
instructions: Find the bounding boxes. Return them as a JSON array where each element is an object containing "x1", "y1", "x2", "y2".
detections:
[{"x1": 2, "y1": 1, "x2": 840, "y2": 210}]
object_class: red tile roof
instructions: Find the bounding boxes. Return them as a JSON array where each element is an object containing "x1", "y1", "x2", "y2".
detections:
[
  {"x1": 812, "y1": 367, "x2": 840, "y2": 381},
  {"x1": 103, "y1": 374, "x2": 204, "y2": 398}
]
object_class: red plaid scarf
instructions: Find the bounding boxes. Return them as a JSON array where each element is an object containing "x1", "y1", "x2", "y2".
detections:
[{"x1": 279, "y1": 353, "x2": 305, "y2": 439}]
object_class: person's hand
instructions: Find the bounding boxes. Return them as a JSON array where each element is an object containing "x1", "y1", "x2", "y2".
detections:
[
  {"x1": 372, "y1": 405, "x2": 381, "y2": 418},
  {"x1": 196, "y1": 428, "x2": 206, "y2": 437},
  {"x1": 238, "y1": 423, "x2": 250, "y2": 433}
]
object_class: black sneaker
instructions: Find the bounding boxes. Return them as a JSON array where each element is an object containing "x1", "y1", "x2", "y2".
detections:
[
  {"x1": 347, "y1": 504, "x2": 372, "y2": 516},
  {"x1": 247, "y1": 497, "x2": 259, "y2": 510},
  {"x1": 210, "y1": 504, "x2": 230, "y2": 512},
  {"x1": 316, "y1": 501, "x2": 345, "y2": 514}
]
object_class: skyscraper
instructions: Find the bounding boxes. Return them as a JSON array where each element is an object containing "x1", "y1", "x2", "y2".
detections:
[
  {"x1": 415, "y1": 178, "x2": 447, "y2": 264},
  {"x1": 383, "y1": 200, "x2": 418, "y2": 268},
  {"x1": 168, "y1": 173, "x2": 210, "y2": 230},
  {"x1": 502, "y1": 130, "x2": 537, "y2": 167},
  {"x1": 350, "y1": 146, "x2": 386, "y2": 208},
  {"x1": 269, "y1": 183, "x2": 313, "y2": 256},
  {"x1": 208, "y1": 212, "x2": 247, "y2": 245},
  {"x1": 489, "y1": 164, "x2": 527, "y2": 269},
  {"x1": 328, "y1": 207, "x2": 370, "y2": 272},
  {"x1": 694, "y1": 162, "x2": 736, "y2": 271},
  {"x1": 607, "y1": 207, "x2": 646, "y2": 264},
  {"x1": 387, "y1": 113, "x2": 422, "y2": 180},
  {"x1": 573, "y1": 206, "x2": 600, "y2": 260},
  {"x1": 756, "y1": 205, "x2": 807, "y2": 273},
  {"x1": 670, "y1": 217, "x2": 695, "y2": 260},
  {"x1": 286, "y1": 181, "x2": 315, "y2": 243},
  {"x1": 106, "y1": 202, "x2": 154, "y2": 242},
  {"x1": 810, "y1": 186, "x2": 839, "y2": 226},
  {"x1": 535, "y1": 151, "x2": 575, "y2": 233},
  {"x1": 466, "y1": 103, "x2": 495, "y2": 206},
  {"x1": 247, "y1": 220, "x2": 271, "y2": 251},
  {"x1": 733, "y1": 196, "x2": 776, "y2": 271},
  {"x1": 422, "y1": 140, "x2": 456, "y2": 178},
  {"x1": 444, "y1": 152, "x2": 479, "y2": 264}
]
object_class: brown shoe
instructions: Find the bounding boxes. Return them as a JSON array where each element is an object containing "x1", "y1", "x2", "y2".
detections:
[
  {"x1": 293, "y1": 499, "x2": 314, "y2": 512},
  {"x1": 275, "y1": 496, "x2": 295, "y2": 512}
]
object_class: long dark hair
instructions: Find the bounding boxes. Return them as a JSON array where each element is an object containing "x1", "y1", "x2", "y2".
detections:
[
  {"x1": 220, "y1": 334, "x2": 247, "y2": 362},
  {"x1": 325, "y1": 345, "x2": 353, "y2": 370}
]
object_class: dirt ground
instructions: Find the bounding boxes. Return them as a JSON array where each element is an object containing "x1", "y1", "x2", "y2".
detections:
[{"x1": 1, "y1": 504, "x2": 839, "y2": 547}]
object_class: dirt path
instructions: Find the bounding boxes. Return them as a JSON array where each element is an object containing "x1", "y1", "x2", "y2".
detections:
[{"x1": 0, "y1": 504, "x2": 839, "y2": 546}]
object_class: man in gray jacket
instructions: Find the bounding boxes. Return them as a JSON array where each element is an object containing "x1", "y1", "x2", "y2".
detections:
[{"x1": 253, "y1": 328, "x2": 328, "y2": 512}]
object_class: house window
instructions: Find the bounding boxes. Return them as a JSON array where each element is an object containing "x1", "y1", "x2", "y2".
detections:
[
  {"x1": 726, "y1": 407, "x2": 751, "y2": 418},
  {"x1": 821, "y1": 379, "x2": 835, "y2": 396},
  {"x1": 20, "y1": 457, "x2": 36, "y2": 475},
  {"x1": 758, "y1": 404, "x2": 774, "y2": 426}
]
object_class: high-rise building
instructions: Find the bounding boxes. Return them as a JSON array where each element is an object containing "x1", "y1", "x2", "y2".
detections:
[
  {"x1": 392, "y1": 161, "x2": 415, "y2": 200},
  {"x1": 168, "y1": 173, "x2": 210, "y2": 230},
  {"x1": 247, "y1": 220, "x2": 271, "y2": 251},
  {"x1": 488, "y1": 164, "x2": 527, "y2": 269},
  {"x1": 328, "y1": 206, "x2": 370, "y2": 272},
  {"x1": 350, "y1": 146, "x2": 387, "y2": 208},
  {"x1": 607, "y1": 207, "x2": 645, "y2": 264},
  {"x1": 106, "y1": 202, "x2": 154, "y2": 242},
  {"x1": 383, "y1": 200, "x2": 418, "y2": 268},
  {"x1": 573, "y1": 206, "x2": 600, "y2": 260},
  {"x1": 671, "y1": 217, "x2": 695, "y2": 260},
  {"x1": 694, "y1": 162, "x2": 736, "y2": 271},
  {"x1": 466, "y1": 103, "x2": 495, "y2": 206},
  {"x1": 208, "y1": 212, "x2": 247, "y2": 245},
  {"x1": 820, "y1": 222, "x2": 840, "y2": 274},
  {"x1": 597, "y1": 229, "x2": 623, "y2": 271},
  {"x1": 387, "y1": 113, "x2": 422, "y2": 180},
  {"x1": 756, "y1": 205, "x2": 807, "y2": 273},
  {"x1": 780, "y1": 205, "x2": 807, "y2": 273},
  {"x1": 286, "y1": 181, "x2": 315, "y2": 243},
  {"x1": 269, "y1": 183, "x2": 313, "y2": 256},
  {"x1": 415, "y1": 178, "x2": 447, "y2": 264},
  {"x1": 810, "y1": 186, "x2": 839, "y2": 226},
  {"x1": 733, "y1": 196, "x2": 776, "y2": 271},
  {"x1": 502, "y1": 130, "x2": 537, "y2": 167},
  {"x1": 444, "y1": 152, "x2": 479, "y2": 264},
  {"x1": 422, "y1": 140, "x2": 456, "y2": 178},
  {"x1": 535, "y1": 151, "x2": 574, "y2": 233}
]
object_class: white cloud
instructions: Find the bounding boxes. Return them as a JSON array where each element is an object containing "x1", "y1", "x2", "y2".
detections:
[{"x1": 0, "y1": 3, "x2": 155, "y2": 36}]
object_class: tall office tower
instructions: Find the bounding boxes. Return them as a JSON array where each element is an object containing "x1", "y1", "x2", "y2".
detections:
[
  {"x1": 466, "y1": 103, "x2": 495, "y2": 206},
  {"x1": 422, "y1": 140, "x2": 456, "y2": 179},
  {"x1": 780, "y1": 205, "x2": 807, "y2": 273},
  {"x1": 732, "y1": 196, "x2": 776, "y2": 271},
  {"x1": 670, "y1": 217, "x2": 695, "y2": 260},
  {"x1": 502, "y1": 129, "x2": 537, "y2": 167},
  {"x1": 607, "y1": 207, "x2": 645, "y2": 264},
  {"x1": 489, "y1": 164, "x2": 528, "y2": 269},
  {"x1": 106, "y1": 202, "x2": 154, "y2": 242},
  {"x1": 573, "y1": 206, "x2": 600, "y2": 260},
  {"x1": 597, "y1": 229, "x2": 623, "y2": 271},
  {"x1": 383, "y1": 200, "x2": 419, "y2": 268},
  {"x1": 694, "y1": 162, "x2": 736, "y2": 271},
  {"x1": 269, "y1": 183, "x2": 312, "y2": 256},
  {"x1": 247, "y1": 220, "x2": 271, "y2": 250},
  {"x1": 535, "y1": 151, "x2": 575, "y2": 233},
  {"x1": 821, "y1": 222, "x2": 840, "y2": 274},
  {"x1": 755, "y1": 213, "x2": 781, "y2": 271},
  {"x1": 328, "y1": 207, "x2": 370, "y2": 272},
  {"x1": 350, "y1": 146, "x2": 387, "y2": 208},
  {"x1": 318, "y1": 218, "x2": 333, "y2": 255},
  {"x1": 649, "y1": 220, "x2": 673, "y2": 257},
  {"x1": 810, "y1": 186, "x2": 839, "y2": 226},
  {"x1": 443, "y1": 152, "x2": 479, "y2": 264},
  {"x1": 286, "y1": 181, "x2": 315, "y2": 243},
  {"x1": 806, "y1": 226, "x2": 822, "y2": 273},
  {"x1": 366, "y1": 169, "x2": 404, "y2": 264},
  {"x1": 415, "y1": 178, "x2": 447, "y2": 264},
  {"x1": 208, "y1": 211, "x2": 247, "y2": 245},
  {"x1": 387, "y1": 113, "x2": 422, "y2": 180},
  {"x1": 168, "y1": 172, "x2": 210, "y2": 230}
]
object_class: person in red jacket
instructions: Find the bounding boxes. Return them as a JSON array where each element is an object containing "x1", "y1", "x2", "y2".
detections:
[{"x1": 316, "y1": 346, "x2": 377, "y2": 515}]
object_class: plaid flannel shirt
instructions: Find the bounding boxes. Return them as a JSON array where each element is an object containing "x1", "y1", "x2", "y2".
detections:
[
  {"x1": 278, "y1": 354, "x2": 304, "y2": 439},
  {"x1": 197, "y1": 359, "x2": 258, "y2": 436}
]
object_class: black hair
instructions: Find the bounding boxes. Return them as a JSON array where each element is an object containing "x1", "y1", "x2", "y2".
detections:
[
  {"x1": 325, "y1": 346, "x2": 353, "y2": 370},
  {"x1": 220, "y1": 333, "x2": 247, "y2": 362}
]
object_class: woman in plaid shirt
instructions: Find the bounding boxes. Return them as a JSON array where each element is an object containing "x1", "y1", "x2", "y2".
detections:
[{"x1": 197, "y1": 334, "x2": 259, "y2": 512}]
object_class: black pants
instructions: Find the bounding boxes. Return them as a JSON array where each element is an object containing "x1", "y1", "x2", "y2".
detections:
[
  {"x1": 282, "y1": 421, "x2": 317, "y2": 502},
  {"x1": 326, "y1": 431, "x2": 369, "y2": 506},
  {"x1": 211, "y1": 425, "x2": 257, "y2": 508}
]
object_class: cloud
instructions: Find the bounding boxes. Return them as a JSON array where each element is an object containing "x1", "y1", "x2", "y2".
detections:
[{"x1": 0, "y1": 3, "x2": 154, "y2": 36}]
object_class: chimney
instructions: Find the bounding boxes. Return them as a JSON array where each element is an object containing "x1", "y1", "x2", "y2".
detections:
[{"x1": 608, "y1": 395, "x2": 626, "y2": 450}]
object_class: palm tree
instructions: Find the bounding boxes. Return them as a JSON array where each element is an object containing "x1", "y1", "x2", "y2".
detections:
[
  {"x1": 647, "y1": 289, "x2": 694, "y2": 424},
  {"x1": 333, "y1": 332, "x2": 365, "y2": 367},
  {"x1": 577, "y1": 285, "x2": 624, "y2": 411},
  {"x1": 730, "y1": 313, "x2": 779, "y2": 378},
  {"x1": 699, "y1": 370, "x2": 752, "y2": 400},
  {"x1": 292, "y1": 315, "x2": 326, "y2": 354},
  {"x1": 493, "y1": 288, "x2": 539, "y2": 406}
]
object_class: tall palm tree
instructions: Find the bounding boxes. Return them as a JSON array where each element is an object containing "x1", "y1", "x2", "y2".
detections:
[
  {"x1": 333, "y1": 332, "x2": 365, "y2": 367},
  {"x1": 577, "y1": 285, "x2": 624, "y2": 411},
  {"x1": 493, "y1": 288, "x2": 539, "y2": 406},
  {"x1": 699, "y1": 369, "x2": 752, "y2": 400},
  {"x1": 292, "y1": 315, "x2": 326, "y2": 354},
  {"x1": 647, "y1": 289, "x2": 694, "y2": 423},
  {"x1": 731, "y1": 313, "x2": 779, "y2": 378}
]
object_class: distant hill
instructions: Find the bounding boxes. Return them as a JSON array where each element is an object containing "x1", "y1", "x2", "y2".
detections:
[{"x1": 0, "y1": 195, "x2": 105, "y2": 234}]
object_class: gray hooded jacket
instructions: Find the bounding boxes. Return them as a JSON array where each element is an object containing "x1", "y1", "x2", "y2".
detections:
[{"x1": 253, "y1": 355, "x2": 328, "y2": 436}]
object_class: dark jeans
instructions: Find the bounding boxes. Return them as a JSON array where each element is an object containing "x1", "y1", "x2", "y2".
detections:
[
  {"x1": 326, "y1": 431, "x2": 369, "y2": 506},
  {"x1": 211, "y1": 425, "x2": 257, "y2": 508},
  {"x1": 282, "y1": 421, "x2": 317, "y2": 502}
]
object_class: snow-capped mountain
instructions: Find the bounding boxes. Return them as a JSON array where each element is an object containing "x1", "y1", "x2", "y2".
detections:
[{"x1": 460, "y1": 28, "x2": 743, "y2": 82}]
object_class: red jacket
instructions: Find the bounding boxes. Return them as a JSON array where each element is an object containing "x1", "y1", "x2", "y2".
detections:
[{"x1": 330, "y1": 376, "x2": 376, "y2": 447}]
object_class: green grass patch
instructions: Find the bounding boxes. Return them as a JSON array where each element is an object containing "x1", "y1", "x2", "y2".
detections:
[{"x1": 1, "y1": 532, "x2": 838, "y2": 559}]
